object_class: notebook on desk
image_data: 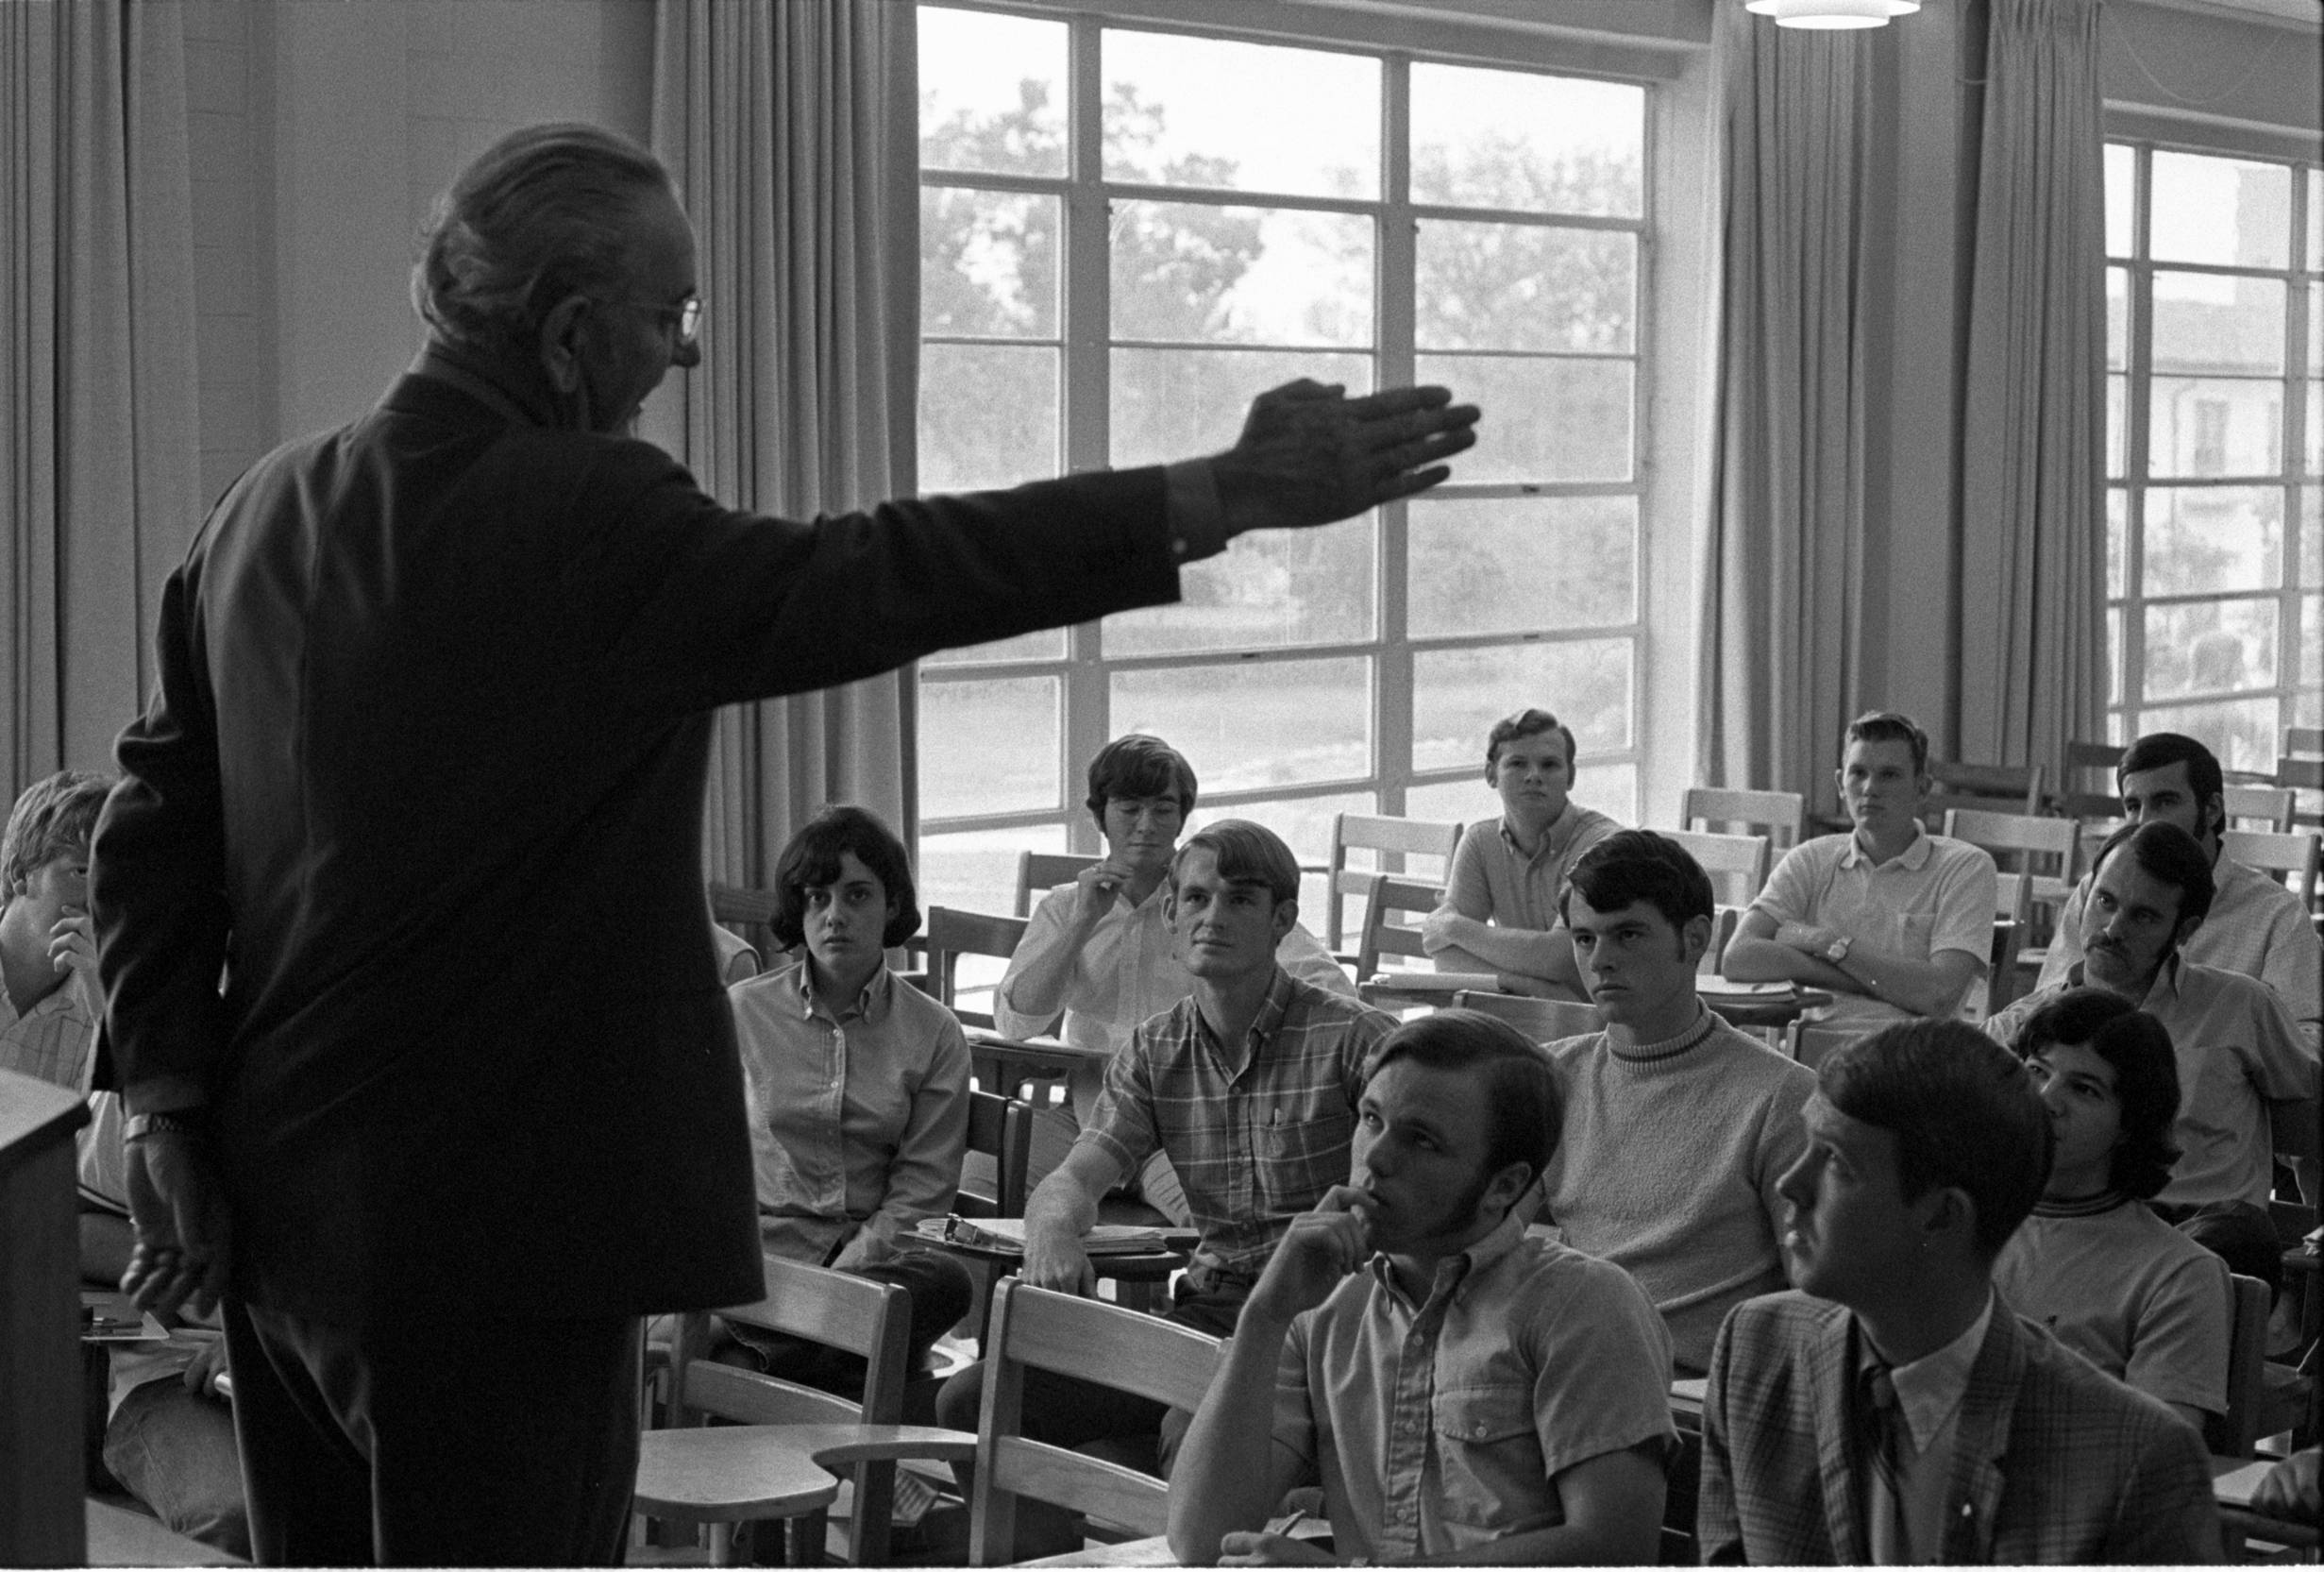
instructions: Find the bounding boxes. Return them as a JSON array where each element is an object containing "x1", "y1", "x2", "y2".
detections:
[{"x1": 916, "y1": 1216, "x2": 1197, "y2": 1255}]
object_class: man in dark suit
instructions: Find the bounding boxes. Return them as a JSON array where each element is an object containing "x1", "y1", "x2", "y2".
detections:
[
  {"x1": 89, "y1": 123, "x2": 1477, "y2": 1566},
  {"x1": 1698, "y1": 1019, "x2": 2220, "y2": 1564}
]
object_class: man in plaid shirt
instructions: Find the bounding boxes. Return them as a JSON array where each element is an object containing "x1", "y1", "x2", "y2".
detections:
[{"x1": 936, "y1": 820, "x2": 1396, "y2": 1542}]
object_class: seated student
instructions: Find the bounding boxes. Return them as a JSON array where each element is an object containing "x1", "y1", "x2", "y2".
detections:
[
  {"x1": 1986, "y1": 820, "x2": 2316, "y2": 1289},
  {"x1": 997, "y1": 735, "x2": 1354, "y2": 1213},
  {"x1": 722, "y1": 805, "x2": 974, "y2": 1393},
  {"x1": 1422, "y1": 708, "x2": 1620, "y2": 1000},
  {"x1": 1990, "y1": 989, "x2": 2229, "y2": 1433},
  {"x1": 1725, "y1": 709, "x2": 1997, "y2": 1027},
  {"x1": 1169, "y1": 1010, "x2": 1674, "y2": 1568},
  {"x1": 0, "y1": 769, "x2": 109, "y2": 1090},
  {"x1": 1540, "y1": 830, "x2": 1815, "y2": 1374},
  {"x1": 1700, "y1": 1019, "x2": 2220, "y2": 1565},
  {"x1": 2038, "y1": 731, "x2": 2322, "y2": 1049},
  {"x1": 937, "y1": 820, "x2": 1398, "y2": 1534}
]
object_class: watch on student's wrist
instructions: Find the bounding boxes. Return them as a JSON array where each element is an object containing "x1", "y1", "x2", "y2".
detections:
[
  {"x1": 124, "y1": 1110, "x2": 210, "y2": 1142},
  {"x1": 1823, "y1": 933, "x2": 1852, "y2": 964}
]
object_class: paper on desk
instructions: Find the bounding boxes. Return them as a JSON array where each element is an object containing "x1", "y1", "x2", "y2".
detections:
[
  {"x1": 1359, "y1": 971, "x2": 1498, "y2": 995},
  {"x1": 915, "y1": 1217, "x2": 1192, "y2": 1254}
]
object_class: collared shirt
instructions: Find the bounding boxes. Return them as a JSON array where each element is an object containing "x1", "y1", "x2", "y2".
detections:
[
  {"x1": 1989, "y1": 957, "x2": 2317, "y2": 1207},
  {"x1": 0, "y1": 971, "x2": 97, "y2": 1092},
  {"x1": 2038, "y1": 852, "x2": 2323, "y2": 1048},
  {"x1": 1858, "y1": 1296, "x2": 1993, "y2": 1565},
  {"x1": 730, "y1": 958, "x2": 970, "y2": 1269},
  {"x1": 1431, "y1": 807, "x2": 1623, "y2": 966},
  {"x1": 1075, "y1": 969, "x2": 1395, "y2": 1294},
  {"x1": 1272, "y1": 1215, "x2": 1676, "y2": 1564},
  {"x1": 1751, "y1": 830, "x2": 1997, "y2": 1025}
]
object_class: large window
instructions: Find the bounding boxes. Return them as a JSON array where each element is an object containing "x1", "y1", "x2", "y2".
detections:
[
  {"x1": 915, "y1": 4, "x2": 1656, "y2": 910},
  {"x1": 2104, "y1": 144, "x2": 2321, "y2": 772}
]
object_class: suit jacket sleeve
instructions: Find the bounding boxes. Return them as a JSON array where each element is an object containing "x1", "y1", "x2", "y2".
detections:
[{"x1": 2103, "y1": 1412, "x2": 2223, "y2": 1564}]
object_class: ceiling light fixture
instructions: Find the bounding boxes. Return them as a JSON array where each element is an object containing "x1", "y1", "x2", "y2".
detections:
[{"x1": 1744, "y1": 0, "x2": 1921, "y2": 27}]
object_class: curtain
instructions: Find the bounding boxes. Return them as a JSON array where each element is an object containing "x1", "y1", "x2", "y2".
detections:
[
  {"x1": 1954, "y1": 0, "x2": 2106, "y2": 778},
  {"x1": 2, "y1": 0, "x2": 201, "y2": 800},
  {"x1": 1696, "y1": 12, "x2": 1877, "y2": 812},
  {"x1": 649, "y1": 0, "x2": 919, "y2": 890}
]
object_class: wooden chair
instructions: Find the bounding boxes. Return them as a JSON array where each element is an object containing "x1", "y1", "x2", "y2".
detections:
[
  {"x1": 710, "y1": 881, "x2": 783, "y2": 967},
  {"x1": 921, "y1": 906, "x2": 1029, "y2": 1031},
  {"x1": 1987, "y1": 872, "x2": 2033, "y2": 1018},
  {"x1": 1451, "y1": 989, "x2": 1602, "y2": 1042},
  {"x1": 2056, "y1": 739, "x2": 2126, "y2": 823},
  {"x1": 2222, "y1": 784, "x2": 2297, "y2": 833},
  {"x1": 1349, "y1": 873, "x2": 1448, "y2": 1005},
  {"x1": 968, "y1": 1279, "x2": 1223, "y2": 1565},
  {"x1": 1664, "y1": 828, "x2": 1771, "y2": 908},
  {"x1": 957, "y1": 1090, "x2": 1032, "y2": 1221},
  {"x1": 2277, "y1": 752, "x2": 2324, "y2": 834},
  {"x1": 1323, "y1": 813, "x2": 1462, "y2": 960},
  {"x1": 1941, "y1": 809, "x2": 2079, "y2": 983},
  {"x1": 634, "y1": 1258, "x2": 978, "y2": 1565},
  {"x1": 2222, "y1": 829, "x2": 2322, "y2": 909},
  {"x1": 2284, "y1": 726, "x2": 2324, "y2": 759},
  {"x1": 1013, "y1": 852, "x2": 1100, "y2": 919},
  {"x1": 1679, "y1": 786, "x2": 1807, "y2": 854},
  {"x1": 1924, "y1": 761, "x2": 2046, "y2": 824}
]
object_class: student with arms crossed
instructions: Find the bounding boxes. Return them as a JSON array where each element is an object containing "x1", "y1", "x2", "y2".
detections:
[{"x1": 1170, "y1": 1009, "x2": 1673, "y2": 1567}]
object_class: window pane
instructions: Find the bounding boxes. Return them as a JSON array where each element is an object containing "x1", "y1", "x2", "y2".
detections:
[
  {"x1": 918, "y1": 676, "x2": 1061, "y2": 818},
  {"x1": 1409, "y1": 64, "x2": 1642, "y2": 218},
  {"x1": 1101, "y1": 31, "x2": 1379, "y2": 200},
  {"x1": 2147, "y1": 378, "x2": 2281, "y2": 479},
  {"x1": 1412, "y1": 641, "x2": 1631, "y2": 773},
  {"x1": 2302, "y1": 487, "x2": 2320, "y2": 584},
  {"x1": 2106, "y1": 266, "x2": 2128, "y2": 372},
  {"x1": 1106, "y1": 516, "x2": 1375, "y2": 656},
  {"x1": 2106, "y1": 605, "x2": 2122, "y2": 707},
  {"x1": 2309, "y1": 381, "x2": 2322, "y2": 474},
  {"x1": 2150, "y1": 151, "x2": 2288, "y2": 270},
  {"x1": 2107, "y1": 489, "x2": 2127, "y2": 600},
  {"x1": 1414, "y1": 353, "x2": 1631, "y2": 482},
  {"x1": 1415, "y1": 223, "x2": 1633, "y2": 353},
  {"x1": 921, "y1": 188, "x2": 1058, "y2": 338},
  {"x1": 2104, "y1": 144, "x2": 2133, "y2": 260},
  {"x1": 2151, "y1": 273, "x2": 2282, "y2": 376},
  {"x1": 922, "y1": 628, "x2": 1065, "y2": 669},
  {"x1": 2137, "y1": 696, "x2": 2281, "y2": 774},
  {"x1": 919, "y1": 343, "x2": 1057, "y2": 491},
  {"x1": 1111, "y1": 204, "x2": 1373, "y2": 347},
  {"x1": 1408, "y1": 496, "x2": 1636, "y2": 638},
  {"x1": 1112, "y1": 658, "x2": 1371, "y2": 792},
  {"x1": 2301, "y1": 595, "x2": 2321, "y2": 716},
  {"x1": 2309, "y1": 283, "x2": 2322, "y2": 376},
  {"x1": 2143, "y1": 598, "x2": 2279, "y2": 701},
  {"x1": 2141, "y1": 486, "x2": 2283, "y2": 596},
  {"x1": 2107, "y1": 374, "x2": 2126, "y2": 478},
  {"x1": 2310, "y1": 170, "x2": 2322, "y2": 271},
  {"x1": 1110, "y1": 347, "x2": 1371, "y2": 468},
  {"x1": 919, "y1": 8, "x2": 1066, "y2": 178},
  {"x1": 917, "y1": 824, "x2": 1068, "y2": 923}
]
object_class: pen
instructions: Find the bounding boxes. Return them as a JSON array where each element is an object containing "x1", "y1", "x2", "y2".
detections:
[{"x1": 1278, "y1": 1508, "x2": 1309, "y2": 1537}]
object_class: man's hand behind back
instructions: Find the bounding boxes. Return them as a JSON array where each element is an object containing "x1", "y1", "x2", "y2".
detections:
[
  {"x1": 1214, "y1": 381, "x2": 1479, "y2": 538},
  {"x1": 123, "y1": 1130, "x2": 232, "y2": 1323}
]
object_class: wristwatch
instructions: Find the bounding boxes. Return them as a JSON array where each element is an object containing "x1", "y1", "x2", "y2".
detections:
[
  {"x1": 124, "y1": 1110, "x2": 210, "y2": 1141},
  {"x1": 1823, "y1": 933, "x2": 1852, "y2": 964}
]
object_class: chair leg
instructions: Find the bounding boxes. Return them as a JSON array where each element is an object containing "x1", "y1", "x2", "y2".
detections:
[
  {"x1": 710, "y1": 1521, "x2": 738, "y2": 1567},
  {"x1": 784, "y1": 1509, "x2": 828, "y2": 1567}
]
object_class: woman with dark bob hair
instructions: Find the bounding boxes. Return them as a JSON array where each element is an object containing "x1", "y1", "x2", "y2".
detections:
[{"x1": 719, "y1": 805, "x2": 972, "y2": 1402}]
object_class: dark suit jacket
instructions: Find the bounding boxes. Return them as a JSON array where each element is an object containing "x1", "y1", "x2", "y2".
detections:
[
  {"x1": 1698, "y1": 1291, "x2": 2220, "y2": 1564},
  {"x1": 92, "y1": 362, "x2": 1180, "y2": 1326}
]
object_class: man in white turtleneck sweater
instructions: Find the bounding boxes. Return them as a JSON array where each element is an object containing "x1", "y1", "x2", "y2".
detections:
[{"x1": 1538, "y1": 831, "x2": 1815, "y2": 1373}]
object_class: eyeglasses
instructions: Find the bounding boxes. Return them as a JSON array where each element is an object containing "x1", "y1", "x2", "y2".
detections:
[{"x1": 600, "y1": 294, "x2": 702, "y2": 348}]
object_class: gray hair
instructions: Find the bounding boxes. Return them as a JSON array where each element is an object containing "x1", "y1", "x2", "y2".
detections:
[{"x1": 411, "y1": 123, "x2": 674, "y2": 358}]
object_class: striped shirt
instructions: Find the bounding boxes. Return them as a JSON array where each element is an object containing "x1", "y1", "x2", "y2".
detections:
[
  {"x1": 0, "y1": 972, "x2": 97, "y2": 1092},
  {"x1": 1075, "y1": 969, "x2": 1397, "y2": 1295}
]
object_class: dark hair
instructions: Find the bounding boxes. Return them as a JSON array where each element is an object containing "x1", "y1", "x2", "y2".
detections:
[
  {"x1": 2090, "y1": 820, "x2": 2215, "y2": 932},
  {"x1": 2007, "y1": 988, "x2": 2182, "y2": 1201},
  {"x1": 1370, "y1": 1009, "x2": 1562, "y2": 1195},
  {"x1": 1485, "y1": 708, "x2": 1579, "y2": 785},
  {"x1": 1820, "y1": 1020, "x2": 2052, "y2": 1259},
  {"x1": 1084, "y1": 734, "x2": 1197, "y2": 833},
  {"x1": 1170, "y1": 819, "x2": 1301, "y2": 906},
  {"x1": 769, "y1": 805, "x2": 921, "y2": 950},
  {"x1": 1562, "y1": 829, "x2": 1714, "y2": 936},
  {"x1": 3, "y1": 770, "x2": 112, "y2": 892},
  {"x1": 412, "y1": 123, "x2": 675, "y2": 360},
  {"x1": 1844, "y1": 710, "x2": 1930, "y2": 776},
  {"x1": 2118, "y1": 733, "x2": 2227, "y2": 842}
]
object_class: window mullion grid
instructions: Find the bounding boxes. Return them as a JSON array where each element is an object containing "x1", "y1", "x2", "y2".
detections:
[
  {"x1": 1377, "y1": 51, "x2": 1415, "y2": 817},
  {"x1": 2283, "y1": 164, "x2": 2312, "y2": 752},
  {"x1": 1060, "y1": 10, "x2": 1110, "y2": 854},
  {"x1": 2121, "y1": 144, "x2": 2152, "y2": 739}
]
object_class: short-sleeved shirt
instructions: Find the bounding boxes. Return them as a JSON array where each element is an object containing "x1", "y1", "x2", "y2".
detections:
[
  {"x1": 1272, "y1": 1216, "x2": 1676, "y2": 1564},
  {"x1": 2038, "y1": 853, "x2": 2322, "y2": 1048},
  {"x1": 1988, "y1": 958, "x2": 2318, "y2": 1207},
  {"x1": 0, "y1": 972, "x2": 97, "y2": 1092},
  {"x1": 1433, "y1": 807, "x2": 1622, "y2": 949},
  {"x1": 730, "y1": 959, "x2": 970, "y2": 1269},
  {"x1": 1074, "y1": 969, "x2": 1396, "y2": 1294},
  {"x1": 1993, "y1": 1196, "x2": 2230, "y2": 1419},
  {"x1": 1749, "y1": 829, "x2": 1997, "y2": 1025}
]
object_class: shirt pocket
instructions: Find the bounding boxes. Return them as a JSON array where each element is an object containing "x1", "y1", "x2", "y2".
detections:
[
  {"x1": 1256, "y1": 1099, "x2": 1356, "y2": 1211},
  {"x1": 1431, "y1": 1383, "x2": 1545, "y2": 1531}
]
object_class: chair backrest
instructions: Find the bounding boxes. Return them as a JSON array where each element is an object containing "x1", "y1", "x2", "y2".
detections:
[
  {"x1": 1326, "y1": 813, "x2": 1462, "y2": 953},
  {"x1": 969, "y1": 1280, "x2": 1222, "y2": 1564},
  {"x1": 1988, "y1": 872, "x2": 2034, "y2": 1017},
  {"x1": 957, "y1": 1089, "x2": 1033, "y2": 1220},
  {"x1": 2058, "y1": 739, "x2": 2126, "y2": 822},
  {"x1": 1451, "y1": 989, "x2": 1602, "y2": 1043},
  {"x1": 2284, "y1": 726, "x2": 2324, "y2": 759},
  {"x1": 2277, "y1": 755, "x2": 2324, "y2": 833},
  {"x1": 1352, "y1": 872, "x2": 1446, "y2": 982},
  {"x1": 709, "y1": 881, "x2": 783, "y2": 965},
  {"x1": 1013, "y1": 851, "x2": 1101, "y2": 918},
  {"x1": 2211, "y1": 1272, "x2": 2271, "y2": 1458},
  {"x1": 922, "y1": 906, "x2": 1029, "y2": 1030},
  {"x1": 2221, "y1": 784, "x2": 2296, "y2": 833},
  {"x1": 1925, "y1": 761, "x2": 2046, "y2": 821},
  {"x1": 1679, "y1": 786, "x2": 1807, "y2": 854},
  {"x1": 1941, "y1": 809, "x2": 2079, "y2": 918},
  {"x1": 1664, "y1": 828, "x2": 1772, "y2": 907},
  {"x1": 2221, "y1": 829, "x2": 2322, "y2": 908}
]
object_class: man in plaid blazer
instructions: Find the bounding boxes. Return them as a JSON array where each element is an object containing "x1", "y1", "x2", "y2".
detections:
[{"x1": 1699, "y1": 1020, "x2": 2220, "y2": 1564}]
